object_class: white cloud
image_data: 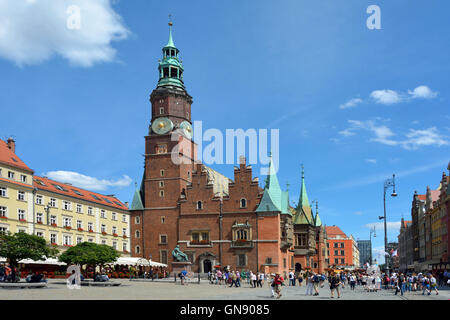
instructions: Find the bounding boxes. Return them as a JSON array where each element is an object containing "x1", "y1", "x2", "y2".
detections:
[
  {"x1": 365, "y1": 221, "x2": 401, "y2": 232},
  {"x1": 366, "y1": 159, "x2": 377, "y2": 164},
  {"x1": 0, "y1": 0, "x2": 130, "y2": 67},
  {"x1": 354, "y1": 211, "x2": 363, "y2": 215},
  {"x1": 339, "y1": 120, "x2": 448, "y2": 150},
  {"x1": 408, "y1": 85, "x2": 438, "y2": 99},
  {"x1": 43, "y1": 170, "x2": 132, "y2": 191},
  {"x1": 339, "y1": 98, "x2": 363, "y2": 110},
  {"x1": 370, "y1": 89, "x2": 402, "y2": 105}
]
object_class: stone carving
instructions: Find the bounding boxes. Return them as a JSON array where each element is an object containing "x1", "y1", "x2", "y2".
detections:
[{"x1": 172, "y1": 245, "x2": 189, "y2": 262}]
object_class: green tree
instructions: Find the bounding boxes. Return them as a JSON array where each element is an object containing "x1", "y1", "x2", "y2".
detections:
[
  {"x1": 0, "y1": 232, "x2": 59, "y2": 280},
  {"x1": 58, "y1": 242, "x2": 120, "y2": 278}
]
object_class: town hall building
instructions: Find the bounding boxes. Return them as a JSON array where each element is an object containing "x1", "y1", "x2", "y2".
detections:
[{"x1": 129, "y1": 23, "x2": 328, "y2": 277}]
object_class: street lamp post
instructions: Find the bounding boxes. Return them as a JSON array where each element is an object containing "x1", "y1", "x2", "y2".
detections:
[
  {"x1": 369, "y1": 226, "x2": 376, "y2": 265},
  {"x1": 379, "y1": 174, "x2": 397, "y2": 277}
]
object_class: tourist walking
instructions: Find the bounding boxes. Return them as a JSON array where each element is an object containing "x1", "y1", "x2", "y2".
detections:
[
  {"x1": 229, "y1": 271, "x2": 238, "y2": 287},
  {"x1": 349, "y1": 273, "x2": 356, "y2": 290},
  {"x1": 236, "y1": 271, "x2": 241, "y2": 287},
  {"x1": 430, "y1": 274, "x2": 439, "y2": 295},
  {"x1": 257, "y1": 272, "x2": 264, "y2": 287},
  {"x1": 298, "y1": 273, "x2": 303, "y2": 287},
  {"x1": 305, "y1": 272, "x2": 314, "y2": 295},
  {"x1": 329, "y1": 272, "x2": 341, "y2": 298},
  {"x1": 273, "y1": 272, "x2": 283, "y2": 299},
  {"x1": 269, "y1": 273, "x2": 276, "y2": 297},
  {"x1": 251, "y1": 271, "x2": 257, "y2": 288},
  {"x1": 312, "y1": 273, "x2": 320, "y2": 296}
]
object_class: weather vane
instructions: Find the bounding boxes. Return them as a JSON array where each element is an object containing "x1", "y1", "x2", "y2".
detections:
[{"x1": 169, "y1": 14, "x2": 173, "y2": 26}]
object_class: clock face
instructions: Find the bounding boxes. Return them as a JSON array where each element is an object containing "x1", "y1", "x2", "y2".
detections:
[
  {"x1": 151, "y1": 117, "x2": 174, "y2": 135},
  {"x1": 179, "y1": 121, "x2": 193, "y2": 139}
]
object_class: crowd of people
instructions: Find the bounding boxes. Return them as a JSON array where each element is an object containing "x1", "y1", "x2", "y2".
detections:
[{"x1": 205, "y1": 266, "x2": 450, "y2": 299}]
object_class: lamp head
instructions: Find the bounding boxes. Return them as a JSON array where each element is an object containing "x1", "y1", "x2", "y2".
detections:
[
  {"x1": 378, "y1": 216, "x2": 384, "y2": 220},
  {"x1": 391, "y1": 192, "x2": 398, "y2": 197}
]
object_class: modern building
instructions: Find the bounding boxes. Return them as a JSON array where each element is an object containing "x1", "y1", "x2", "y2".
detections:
[
  {"x1": 0, "y1": 138, "x2": 131, "y2": 255},
  {"x1": 357, "y1": 239, "x2": 372, "y2": 267},
  {"x1": 325, "y1": 226, "x2": 358, "y2": 270},
  {"x1": 129, "y1": 23, "x2": 328, "y2": 277}
]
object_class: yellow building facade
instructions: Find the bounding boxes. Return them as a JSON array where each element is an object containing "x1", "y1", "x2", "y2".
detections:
[{"x1": 0, "y1": 138, "x2": 130, "y2": 256}]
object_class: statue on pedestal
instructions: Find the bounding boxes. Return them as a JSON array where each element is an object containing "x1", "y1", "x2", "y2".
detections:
[{"x1": 172, "y1": 245, "x2": 189, "y2": 262}]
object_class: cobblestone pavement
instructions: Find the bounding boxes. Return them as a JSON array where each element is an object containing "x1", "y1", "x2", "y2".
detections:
[{"x1": 0, "y1": 279, "x2": 448, "y2": 300}]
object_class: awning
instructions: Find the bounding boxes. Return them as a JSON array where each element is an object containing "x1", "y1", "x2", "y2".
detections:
[
  {"x1": 0, "y1": 257, "x2": 66, "y2": 266},
  {"x1": 110, "y1": 257, "x2": 167, "y2": 267}
]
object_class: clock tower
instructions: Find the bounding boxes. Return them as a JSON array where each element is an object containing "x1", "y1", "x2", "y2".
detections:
[{"x1": 135, "y1": 21, "x2": 197, "y2": 264}]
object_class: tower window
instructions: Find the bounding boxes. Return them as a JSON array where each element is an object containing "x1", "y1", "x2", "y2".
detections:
[
  {"x1": 159, "y1": 181, "x2": 164, "y2": 188},
  {"x1": 240, "y1": 198, "x2": 247, "y2": 208},
  {"x1": 163, "y1": 68, "x2": 169, "y2": 78},
  {"x1": 160, "y1": 169, "x2": 165, "y2": 177},
  {"x1": 160, "y1": 190, "x2": 164, "y2": 197},
  {"x1": 196, "y1": 201, "x2": 203, "y2": 210},
  {"x1": 171, "y1": 67, "x2": 178, "y2": 78},
  {"x1": 159, "y1": 107, "x2": 164, "y2": 114},
  {"x1": 171, "y1": 49, "x2": 175, "y2": 57}
]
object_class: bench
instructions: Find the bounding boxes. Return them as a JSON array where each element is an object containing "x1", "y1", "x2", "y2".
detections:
[
  {"x1": 0, "y1": 282, "x2": 47, "y2": 289},
  {"x1": 52, "y1": 280, "x2": 121, "y2": 287}
]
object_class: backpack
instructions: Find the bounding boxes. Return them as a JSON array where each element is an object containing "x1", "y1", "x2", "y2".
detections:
[{"x1": 313, "y1": 275, "x2": 319, "y2": 283}]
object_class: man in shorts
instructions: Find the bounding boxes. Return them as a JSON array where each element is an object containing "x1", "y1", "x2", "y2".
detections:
[{"x1": 329, "y1": 271, "x2": 341, "y2": 298}]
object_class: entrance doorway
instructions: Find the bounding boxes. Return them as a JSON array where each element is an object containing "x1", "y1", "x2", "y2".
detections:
[
  {"x1": 203, "y1": 259, "x2": 212, "y2": 273},
  {"x1": 295, "y1": 263, "x2": 302, "y2": 272}
]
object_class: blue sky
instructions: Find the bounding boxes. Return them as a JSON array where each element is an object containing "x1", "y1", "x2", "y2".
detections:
[{"x1": 1, "y1": 0, "x2": 449, "y2": 263}]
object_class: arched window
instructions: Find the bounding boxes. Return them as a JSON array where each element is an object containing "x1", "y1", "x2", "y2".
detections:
[
  {"x1": 237, "y1": 229, "x2": 247, "y2": 240},
  {"x1": 135, "y1": 230, "x2": 140, "y2": 238},
  {"x1": 135, "y1": 245, "x2": 140, "y2": 254},
  {"x1": 196, "y1": 201, "x2": 203, "y2": 210},
  {"x1": 240, "y1": 198, "x2": 247, "y2": 208}
]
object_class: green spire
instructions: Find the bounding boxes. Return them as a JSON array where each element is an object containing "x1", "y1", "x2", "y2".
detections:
[
  {"x1": 130, "y1": 182, "x2": 144, "y2": 211},
  {"x1": 166, "y1": 20, "x2": 175, "y2": 48},
  {"x1": 314, "y1": 201, "x2": 322, "y2": 227},
  {"x1": 157, "y1": 20, "x2": 185, "y2": 89},
  {"x1": 293, "y1": 164, "x2": 314, "y2": 225},
  {"x1": 256, "y1": 156, "x2": 288, "y2": 214}
]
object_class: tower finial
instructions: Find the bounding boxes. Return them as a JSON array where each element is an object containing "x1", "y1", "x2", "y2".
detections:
[
  {"x1": 301, "y1": 163, "x2": 304, "y2": 179},
  {"x1": 168, "y1": 14, "x2": 173, "y2": 26}
]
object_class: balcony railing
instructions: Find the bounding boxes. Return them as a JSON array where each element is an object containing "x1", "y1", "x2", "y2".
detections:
[{"x1": 231, "y1": 239, "x2": 253, "y2": 248}]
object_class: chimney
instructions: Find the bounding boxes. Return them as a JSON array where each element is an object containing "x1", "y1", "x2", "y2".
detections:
[{"x1": 7, "y1": 137, "x2": 15, "y2": 153}]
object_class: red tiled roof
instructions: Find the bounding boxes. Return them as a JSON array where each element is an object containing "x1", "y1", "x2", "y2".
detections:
[
  {"x1": 417, "y1": 194, "x2": 426, "y2": 201},
  {"x1": 325, "y1": 226, "x2": 347, "y2": 238},
  {"x1": 0, "y1": 139, "x2": 33, "y2": 173},
  {"x1": 33, "y1": 176, "x2": 128, "y2": 211},
  {"x1": 402, "y1": 220, "x2": 412, "y2": 228}
]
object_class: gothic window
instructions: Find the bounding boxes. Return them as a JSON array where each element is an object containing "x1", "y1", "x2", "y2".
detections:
[
  {"x1": 296, "y1": 234, "x2": 307, "y2": 247},
  {"x1": 159, "y1": 181, "x2": 164, "y2": 188},
  {"x1": 135, "y1": 216, "x2": 140, "y2": 224},
  {"x1": 240, "y1": 198, "x2": 247, "y2": 208},
  {"x1": 161, "y1": 216, "x2": 165, "y2": 224},
  {"x1": 160, "y1": 169, "x2": 165, "y2": 177},
  {"x1": 135, "y1": 246, "x2": 140, "y2": 254},
  {"x1": 160, "y1": 190, "x2": 164, "y2": 197},
  {"x1": 236, "y1": 229, "x2": 248, "y2": 240},
  {"x1": 135, "y1": 230, "x2": 140, "y2": 238},
  {"x1": 196, "y1": 201, "x2": 203, "y2": 210}
]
